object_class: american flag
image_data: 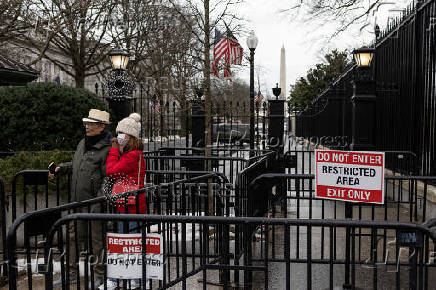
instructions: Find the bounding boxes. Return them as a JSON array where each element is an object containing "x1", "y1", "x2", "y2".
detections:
[
  {"x1": 254, "y1": 91, "x2": 264, "y2": 104},
  {"x1": 150, "y1": 101, "x2": 161, "y2": 113},
  {"x1": 212, "y1": 28, "x2": 243, "y2": 81}
]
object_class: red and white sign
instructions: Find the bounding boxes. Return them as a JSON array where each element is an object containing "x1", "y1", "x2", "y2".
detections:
[
  {"x1": 315, "y1": 150, "x2": 385, "y2": 204},
  {"x1": 106, "y1": 233, "x2": 163, "y2": 280}
]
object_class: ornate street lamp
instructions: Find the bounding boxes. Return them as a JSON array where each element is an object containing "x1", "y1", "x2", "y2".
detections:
[
  {"x1": 343, "y1": 46, "x2": 377, "y2": 290},
  {"x1": 246, "y1": 30, "x2": 258, "y2": 154},
  {"x1": 352, "y1": 47, "x2": 375, "y2": 68},
  {"x1": 350, "y1": 45, "x2": 376, "y2": 152},
  {"x1": 246, "y1": 30, "x2": 258, "y2": 51},
  {"x1": 108, "y1": 48, "x2": 130, "y2": 70},
  {"x1": 105, "y1": 48, "x2": 135, "y2": 124}
]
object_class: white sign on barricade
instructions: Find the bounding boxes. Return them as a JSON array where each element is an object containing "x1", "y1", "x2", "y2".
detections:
[
  {"x1": 315, "y1": 150, "x2": 385, "y2": 204},
  {"x1": 106, "y1": 233, "x2": 163, "y2": 280}
]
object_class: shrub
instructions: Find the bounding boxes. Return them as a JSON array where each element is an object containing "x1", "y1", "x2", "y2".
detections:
[
  {"x1": 0, "y1": 151, "x2": 74, "y2": 197},
  {"x1": 0, "y1": 83, "x2": 109, "y2": 151},
  {"x1": 0, "y1": 151, "x2": 73, "y2": 183}
]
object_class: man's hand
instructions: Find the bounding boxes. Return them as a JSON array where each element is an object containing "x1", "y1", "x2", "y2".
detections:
[
  {"x1": 48, "y1": 167, "x2": 60, "y2": 179},
  {"x1": 111, "y1": 137, "x2": 119, "y2": 148}
]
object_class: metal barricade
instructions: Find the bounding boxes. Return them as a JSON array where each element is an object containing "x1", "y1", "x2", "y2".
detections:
[
  {"x1": 6, "y1": 172, "x2": 229, "y2": 288},
  {"x1": 143, "y1": 147, "x2": 273, "y2": 184},
  {"x1": 39, "y1": 214, "x2": 436, "y2": 290},
  {"x1": 0, "y1": 170, "x2": 72, "y2": 277},
  {"x1": 10, "y1": 170, "x2": 72, "y2": 222},
  {"x1": 235, "y1": 151, "x2": 276, "y2": 218},
  {"x1": 250, "y1": 173, "x2": 436, "y2": 222}
]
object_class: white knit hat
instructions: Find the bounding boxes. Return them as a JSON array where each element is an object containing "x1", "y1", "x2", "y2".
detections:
[{"x1": 116, "y1": 113, "x2": 141, "y2": 138}]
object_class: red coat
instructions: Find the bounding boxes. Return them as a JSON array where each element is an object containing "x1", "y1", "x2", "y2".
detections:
[{"x1": 106, "y1": 148, "x2": 146, "y2": 213}]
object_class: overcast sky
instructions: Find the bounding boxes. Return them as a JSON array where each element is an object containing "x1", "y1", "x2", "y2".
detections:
[{"x1": 232, "y1": 0, "x2": 411, "y2": 97}]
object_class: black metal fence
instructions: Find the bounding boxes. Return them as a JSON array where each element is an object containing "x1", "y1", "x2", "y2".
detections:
[
  {"x1": 0, "y1": 170, "x2": 72, "y2": 274},
  {"x1": 0, "y1": 148, "x2": 274, "y2": 261},
  {"x1": 34, "y1": 214, "x2": 436, "y2": 290},
  {"x1": 296, "y1": 0, "x2": 436, "y2": 176},
  {"x1": 4, "y1": 166, "x2": 436, "y2": 289},
  {"x1": 6, "y1": 172, "x2": 232, "y2": 288},
  {"x1": 235, "y1": 151, "x2": 277, "y2": 218},
  {"x1": 252, "y1": 173, "x2": 436, "y2": 223},
  {"x1": 95, "y1": 81, "x2": 270, "y2": 152}
]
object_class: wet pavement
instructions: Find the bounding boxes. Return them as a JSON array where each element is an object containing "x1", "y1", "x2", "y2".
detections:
[{"x1": 249, "y1": 203, "x2": 436, "y2": 289}]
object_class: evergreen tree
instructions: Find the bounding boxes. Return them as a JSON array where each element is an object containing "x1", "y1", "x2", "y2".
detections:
[{"x1": 289, "y1": 49, "x2": 349, "y2": 111}]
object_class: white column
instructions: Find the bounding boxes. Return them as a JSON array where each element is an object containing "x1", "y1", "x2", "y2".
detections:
[{"x1": 280, "y1": 45, "x2": 286, "y2": 99}]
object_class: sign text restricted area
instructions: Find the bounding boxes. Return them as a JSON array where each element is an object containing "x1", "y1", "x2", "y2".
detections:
[
  {"x1": 106, "y1": 233, "x2": 163, "y2": 280},
  {"x1": 315, "y1": 150, "x2": 385, "y2": 204}
]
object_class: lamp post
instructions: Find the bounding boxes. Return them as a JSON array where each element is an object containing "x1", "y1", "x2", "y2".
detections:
[
  {"x1": 192, "y1": 87, "x2": 205, "y2": 149},
  {"x1": 342, "y1": 47, "x2": 376, "y2": 290},
  {"x1": 105, "y1": 48, "x2": 135, "y2": 124},
  {"x1": 108, "y1": 48, "x2": 130, "y2": 70},
  {"x1": 246, "y1": 31, "x2": 258, "y2": 154},
  {"x1": 352, "y1": 47, "x2": 375, "y2": 68},
  {"x1": 350, "y1": 47, "x2": 376, "y2": 151},
  {"x1": 255, "y1": 95, "x2": 260, "y2": 146}
]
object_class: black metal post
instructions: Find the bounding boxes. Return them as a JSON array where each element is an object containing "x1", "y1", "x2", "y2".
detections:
[
  {"x1": 256, "y1": 101, "x2": 260, "y2": 147},
  {"x1": 152, "y1": 95, "x2": 156, "y2": 142},
  {"x1": 188, "y1": 100, "x2": 205, "y2": 171},
  {"x1": 343, "y1": 202, "x2": 353, "y2": 289},
  {"x1": 191, "y1": 100, "x2": 205, "y2": 148},
  {"x1": 105, "y1": 69, "x2": 135, "y2": 124},
  {"x1": 249, "y1": 48, "x2": 255, "y2": 155},
  {"x1": 350, "y1": 66, "x2": 376, "y2": 151},
  {"x1": 133, "y1": 86, "x2": 137, "y2": 112},
  {"x1": 287, "y1": 102, "x2": 291, "y2": 134},
  {"x1": 267, "y1": 99, "x2": 285, "y2": 155},
  {"x1": 269, "y1": 84, "x2": 284, "y2": 155},
  {"x1": 262, "y1": 102, "x2": 266, "y2": 150},
  {"x1": 185, "y1": 100, "x2": 189, "y2": 148}
]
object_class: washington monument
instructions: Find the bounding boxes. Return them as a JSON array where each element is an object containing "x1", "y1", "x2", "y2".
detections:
[{"x1": 280, "y1": 45, "x2": 286, "y2": 99}]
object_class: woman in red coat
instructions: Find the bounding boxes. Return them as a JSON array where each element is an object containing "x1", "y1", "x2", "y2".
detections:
[
  {"x1": 106, "y1": 112, "x2": 146, "y2": 214},
  {"x1": 103, "y1": 113, "x2": 146, "y2": 290}
]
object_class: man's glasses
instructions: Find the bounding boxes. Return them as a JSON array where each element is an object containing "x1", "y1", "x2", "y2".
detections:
[{"x1": 83, "y1": 122, "x2": 100, "y2": 127}]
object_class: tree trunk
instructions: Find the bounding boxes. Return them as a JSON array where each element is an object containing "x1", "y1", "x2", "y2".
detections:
[
  {"x1": 75, "y1": 70, "x2": 85, "y2": 88},
  {"x1": 203, "y1": 0, "x2": 213, "y2": 216}
]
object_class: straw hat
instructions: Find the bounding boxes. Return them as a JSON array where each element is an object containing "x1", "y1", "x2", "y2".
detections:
[{"x1": 82, "y1": 109, "x2": 110, "y2": 124}]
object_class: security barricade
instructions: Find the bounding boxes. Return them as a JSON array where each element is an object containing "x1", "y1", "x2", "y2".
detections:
[
  {"x1": 1, "y1": 147, "x2": 268, "y2": 276},
  {"x1": 10, "y1": 170, "x2": 72, "y2": 222},
  {"x1": 143, "y1": 147, "x2": 273, "y2": 184},
  {"x1": 235, "y1": 150, "x2": 276, "y2": 218},
  {"x1": 250, "y1": 173, "x2": 436, "y2": 222},
  {"x1": 39, "y1": 214, "x2": 436, "y2": 290},
  {"x1": 0, "y1": 170, "x2": 72, "y2": 277},
  {"x1": 6, "y1": 172, "x2": 230, "y2": 288}
]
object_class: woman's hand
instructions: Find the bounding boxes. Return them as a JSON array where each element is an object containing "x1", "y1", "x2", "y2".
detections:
[{"x1": 111, "y1": 137, "x2": 120, "y2": 148}]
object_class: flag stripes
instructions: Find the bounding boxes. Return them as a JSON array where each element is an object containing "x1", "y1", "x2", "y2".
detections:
[{"x1": 212, "y1": 28, "x2": 243, "y2": 81}]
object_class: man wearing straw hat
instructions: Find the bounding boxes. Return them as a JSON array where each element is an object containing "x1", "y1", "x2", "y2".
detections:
[{"x1": 49, "y1": 109, "x2": 112, "y2": 287}]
